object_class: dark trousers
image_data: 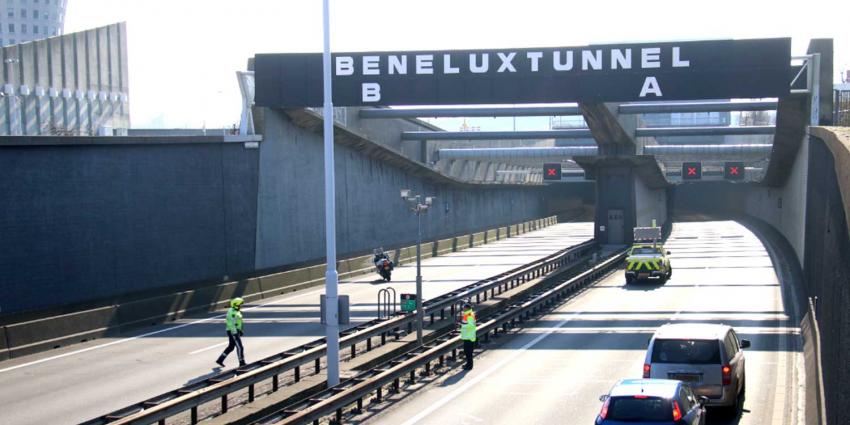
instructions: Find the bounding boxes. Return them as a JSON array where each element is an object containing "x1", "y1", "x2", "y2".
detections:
[
  {"x1": 463, "y1": 339, "x2": 475, "y2": 369},
  {"x1": 219, "y1": 331, "x2": 245, "y2": 364}
]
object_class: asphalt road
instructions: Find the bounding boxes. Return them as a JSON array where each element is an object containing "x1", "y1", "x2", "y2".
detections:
[
  {"x1": 0, "y1": 222, "x2": 593, "y2": 425},
  {"x1": 365, "y1": 221, "x2": 805, "y2": 425}
]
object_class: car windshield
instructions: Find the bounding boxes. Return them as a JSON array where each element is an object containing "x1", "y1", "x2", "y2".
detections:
[
  {"x1": 607, "y1": 396, "x2": 672, "y2": 422},
  {"x1": 652, "y1": 339, "x2": 721, "y2": 364},
  {"x1": 631, "y1": 247, "x2": 661, "y2": 255}
]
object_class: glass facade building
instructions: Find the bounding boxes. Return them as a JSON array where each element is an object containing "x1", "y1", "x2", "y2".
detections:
[{"x1": 0, "y1": 0, "x2": 66, "y2": 47}]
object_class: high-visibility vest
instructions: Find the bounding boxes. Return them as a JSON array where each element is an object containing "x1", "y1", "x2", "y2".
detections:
[
  {"x1": 226, "y1": 307, "x2": 243, "y2": 333},
  {"x1": 460, "y1": 309, "x2": 477, "y2": 342}
]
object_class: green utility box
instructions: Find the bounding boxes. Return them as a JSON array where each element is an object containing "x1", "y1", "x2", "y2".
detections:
[{"x1": 400, "y1": 293, "x2": 417, "y2": 312}]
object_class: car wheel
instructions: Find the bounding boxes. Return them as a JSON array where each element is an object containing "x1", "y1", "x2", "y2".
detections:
[{"x1": 626, "y1": 275, "x2": 635, "y2": 285}]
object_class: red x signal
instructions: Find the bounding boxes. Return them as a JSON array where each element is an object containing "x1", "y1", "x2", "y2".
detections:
[
  {"x1": 543, "y1": 163, "x2": 562, "y2": 181},
  {"x1": 724, "y1": 162, "x2": 745, "y2": 180},
  {"x1": 687, "y1": 167, "x2": 697, "y2": 176}
]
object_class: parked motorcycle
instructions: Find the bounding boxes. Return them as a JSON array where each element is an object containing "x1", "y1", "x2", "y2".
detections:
[{"x1": 373, "y1": 248, "x2": 394, "y2": 282}]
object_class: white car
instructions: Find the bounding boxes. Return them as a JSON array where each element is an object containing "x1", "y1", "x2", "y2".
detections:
[{"x1": 643, "y1": 323, "x2": 750, "y2": 410}]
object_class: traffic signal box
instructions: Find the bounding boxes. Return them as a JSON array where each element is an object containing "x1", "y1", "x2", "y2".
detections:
[
  {"x1": 543, "y1": 163, "x2": 562, "y2": 181},
  {"x1": 682, "y1": 162, "x2": 702, "y2": 180},
  {"x1": 724, "y1": 162, "x2": 745, "y2": 180}
]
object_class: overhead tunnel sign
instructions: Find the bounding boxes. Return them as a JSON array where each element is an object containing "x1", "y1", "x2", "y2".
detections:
[{"x1": 255, "y1": 38, "x2": 791, "y2": 107}]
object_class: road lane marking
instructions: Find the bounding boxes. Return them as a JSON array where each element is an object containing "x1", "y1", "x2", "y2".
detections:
[
  {"x1": 400, "y1": 310, "x2": 584, "y2": 425},
  {"x1": 0, "y1": 286, "x2": 328, "y2": 374},
  {"x1": 0, "y1": 228, "x2": 589, "y2": 373},
  {"x1": 189, "y1": 342, "x2": 227, "y2": 355}
]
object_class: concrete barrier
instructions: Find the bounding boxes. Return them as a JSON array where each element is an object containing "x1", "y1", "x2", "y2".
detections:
[
  {"x1": 0, "y1": 326, "x2": 10, "y2": 360},
  {"x1": 471, "y1": 231, "x2": 486, "y2": 246},
  {"x1": 801, "y1": 299, "x2": 827, "y2": 425},
  {"x1": 5, "y1": 305, "x2": 117, "y2": 357},
  {"x1": 3, "y1": 215, "x2": 559, "y2": 358}
]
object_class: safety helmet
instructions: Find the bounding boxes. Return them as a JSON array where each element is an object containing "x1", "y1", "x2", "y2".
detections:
[
  {"x1": 462, "y1": 301, "x2": 472, "y2": 310},
  {"x1": 231, "y1": 297, "x2": 244, "y2": 309}
]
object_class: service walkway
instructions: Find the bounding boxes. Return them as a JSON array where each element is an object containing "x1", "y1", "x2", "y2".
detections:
[{"x1": 0, "y1": 222, "x2": 592, "y2": 425}]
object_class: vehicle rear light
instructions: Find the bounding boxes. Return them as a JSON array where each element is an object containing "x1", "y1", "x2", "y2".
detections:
[
  {"x1": 722, "y1": 365, "x2": 732, "y2": 385},
  {"x1": 634, "y1": 395, "x2": 648, "y2": 399},
  {"x1": 599, "y1": 398, "x2": 610, "y2": 419},
  {"x1": 643, "y1": 363, "x2": 651, "y2": 378},
  {"x1": 672, "y1": 401, "x2": 682, "y2": 421}
]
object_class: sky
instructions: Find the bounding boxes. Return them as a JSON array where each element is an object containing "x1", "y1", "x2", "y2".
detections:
[{"x1": 64, "y1": 0, "x2": 850, "y2": 130}]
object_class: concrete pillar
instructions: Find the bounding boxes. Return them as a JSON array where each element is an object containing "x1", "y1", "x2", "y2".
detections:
[{"x1": 593, "y1": 164, "x2": 636, "y2": 245}]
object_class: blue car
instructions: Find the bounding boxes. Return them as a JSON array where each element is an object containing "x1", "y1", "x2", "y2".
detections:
[{"x1": 596, "y1": 379, "x2": 707, "y2": 425}]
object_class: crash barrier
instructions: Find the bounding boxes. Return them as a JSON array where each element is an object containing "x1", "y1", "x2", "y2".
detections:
[
  {"x1": 263, "y1": 249, "x2": 628, "y2": 424},
  {"x1": 801, "y1": 297, "x2": 827, "y2": 425},
  {"x1": 1, "y1": 215, "x2": 559, "y2": 359},
  {"x1": 84, "y1": 238, "x2": 596, "y2": 425}
]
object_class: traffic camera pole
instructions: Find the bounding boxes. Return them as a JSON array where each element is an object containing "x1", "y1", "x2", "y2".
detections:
[{"x1": 321, "y1": 0, "x2": 340, "y2": 387}]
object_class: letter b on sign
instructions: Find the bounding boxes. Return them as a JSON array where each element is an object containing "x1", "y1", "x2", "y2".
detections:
[
  {"x1": 362, "y1": 83, "x2": 381, "y2": 102},
  {"x1": 543, "y1": 163, "x2": 562, "y2": 181}
]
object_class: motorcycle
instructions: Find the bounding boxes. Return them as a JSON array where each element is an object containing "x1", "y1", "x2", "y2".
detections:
[{"x1": 373, "y1": 248, "x2": 394, "y2": 282}]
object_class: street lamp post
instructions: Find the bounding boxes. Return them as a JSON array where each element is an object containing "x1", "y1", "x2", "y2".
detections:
[
  {"x1": 401, "y1": 189, "x2": 434, "y2": 346},
  {"x1": 321, "y1": 0, "x2": 340, "y2": 387}
]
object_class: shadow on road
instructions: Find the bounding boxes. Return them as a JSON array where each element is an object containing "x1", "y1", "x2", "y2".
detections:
[
  {"x1": 440, "y1": 369, "x2": 470, "y2": 387},
  {"x1": 184, "y1": 368, "x2": 224, "y2": 386}
]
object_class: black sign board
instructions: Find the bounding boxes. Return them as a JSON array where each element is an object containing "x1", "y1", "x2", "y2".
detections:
[
  {"x1": 255, "y1": 38, "x2": 791, "y2": 107},
  {"x1": 724, "y1": 162, "x2": 745, "y2": 180},
  {"x1": 543, "y1": 163, "x2": 562, "y2": 181},
  {"x1": 682, "y1": 162, "x2": 702, "y2": 180}
]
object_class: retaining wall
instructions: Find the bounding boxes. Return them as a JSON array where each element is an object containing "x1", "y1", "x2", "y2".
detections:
[
  {"x1": 254, "y1": 108, "x2": 547, "y2": 269},
  {"x1": 0, "y1": 216, "x2": 558, "y2": 359}
]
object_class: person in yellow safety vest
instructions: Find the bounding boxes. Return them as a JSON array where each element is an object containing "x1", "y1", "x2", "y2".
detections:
[
  {"x1": 460, "y1": 302, "x2": 477, "y2": 370},
  {"x1": 216, "y1": 297, "x2": 246, "y2": 367}
]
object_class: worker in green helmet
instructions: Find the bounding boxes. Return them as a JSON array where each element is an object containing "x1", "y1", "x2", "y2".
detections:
[{"x1": 216, "y1": 297, "x2": 246, "y2": 367}]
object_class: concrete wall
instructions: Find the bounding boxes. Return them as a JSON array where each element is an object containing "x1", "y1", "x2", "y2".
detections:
[
  {"x1": 0, "y1": 137, "x2": 259, "y2": 314},
  {"x1": 254, "y1": 108, "x2": 545, "y2": 269},
  {"x1": 634, "y1": 173, "x2": 667, "y2": 228},
  {"x1": 803, "y1": 135, "x2": 850, "y2": 425},
  {"x1": 593, "y1": 165, "x2": 635, "y2": 244},
  {"x1": 742, "y1": 137, "x2": 808, "y2": 265}
]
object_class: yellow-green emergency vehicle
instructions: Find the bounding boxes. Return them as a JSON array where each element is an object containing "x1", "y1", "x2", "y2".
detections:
[{"x1": 625, "y1": 226, "x2": 672, "y2": 284}]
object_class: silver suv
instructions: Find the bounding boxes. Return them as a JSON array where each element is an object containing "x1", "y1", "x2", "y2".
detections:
[{"x1": 643, "y1": 323, "x2": 750, "y2": 409}]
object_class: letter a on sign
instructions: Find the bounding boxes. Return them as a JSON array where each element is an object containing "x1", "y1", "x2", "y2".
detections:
[{"x1": 543, "y1": 163, "x2": 562, "y2": 181}]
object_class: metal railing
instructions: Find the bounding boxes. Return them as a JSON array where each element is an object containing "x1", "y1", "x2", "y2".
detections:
[
  {"x1": 84, "y1": 239, "x2": 597, "y2": 425},
  {"x1": 263, "y1": 248, "x2": 628, "y2": 424}
]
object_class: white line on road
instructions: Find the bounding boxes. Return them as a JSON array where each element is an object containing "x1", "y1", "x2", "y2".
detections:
[
  {"x1": 189, "y1": 342, "x2": 227, "y2": 355},
  {"x1": 0, "y1": 286, "x2": 328, "y2": 374},
  {"x1": 400, "y1": 310, "x2": 585, "y2": 425}
]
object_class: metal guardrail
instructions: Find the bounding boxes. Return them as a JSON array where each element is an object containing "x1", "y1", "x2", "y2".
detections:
[
  {"x1": 85, "y1": 239, "x2": 597, "y2": 425},
  {"x1": 265, "y1": 248, "x2": 628, "y2": 424}
]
